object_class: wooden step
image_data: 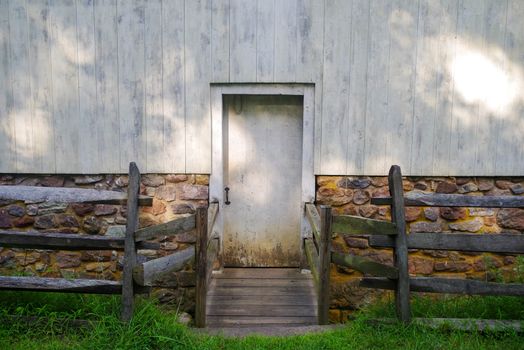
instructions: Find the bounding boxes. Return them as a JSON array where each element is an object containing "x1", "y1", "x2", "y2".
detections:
[{"x1": 206, "y1": 268, "x2": 318, "y2": 327}]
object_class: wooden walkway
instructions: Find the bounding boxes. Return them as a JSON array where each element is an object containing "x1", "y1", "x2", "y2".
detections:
[{"x1": 206, "y1": 268, "x2": 318, "y2": 328}]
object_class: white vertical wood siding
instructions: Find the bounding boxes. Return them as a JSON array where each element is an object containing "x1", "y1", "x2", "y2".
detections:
[{"x1": 0, "y1": 0, "x2": 523, "y2": 176}]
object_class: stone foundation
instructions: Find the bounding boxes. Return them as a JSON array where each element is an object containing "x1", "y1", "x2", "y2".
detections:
[
  {"x1": 316, "y1": 175, "x2": 524, "y2": 323},
  {"x1": 0, "y1": 173, "x2": 209, "y2": 314},
  {"x1": 1, "y1": 173, "x2": 523, "y2": 323}
]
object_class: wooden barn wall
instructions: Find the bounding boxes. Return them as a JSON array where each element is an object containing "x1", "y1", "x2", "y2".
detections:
[{"x1": 0, "y1": 0, "x2": 523, "y2": 176}]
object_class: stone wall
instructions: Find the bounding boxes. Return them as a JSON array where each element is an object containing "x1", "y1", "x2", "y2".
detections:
[
  {"x1": 0, "y1": 173, "x2": 209, "y2": 314},
  {"x1": 1, "y1": 172, "x2": 524, "y2": 323},
  {"x1": 316, "y1": 175, "x2": 524, "y2": 323}
]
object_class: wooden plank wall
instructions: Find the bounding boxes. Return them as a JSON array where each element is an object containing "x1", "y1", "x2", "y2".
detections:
[{"x1": 0, "y1": 0, "x2": 523, "y2": 176}]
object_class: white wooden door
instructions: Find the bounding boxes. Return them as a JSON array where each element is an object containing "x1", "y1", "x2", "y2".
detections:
[{"x1": 223, "y1": 95, "x2": 303, "y2": 267}]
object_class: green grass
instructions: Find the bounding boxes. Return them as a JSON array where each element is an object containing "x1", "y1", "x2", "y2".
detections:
[{"x1": 0, "y1": 292, "x2": 523, "y2": 350}]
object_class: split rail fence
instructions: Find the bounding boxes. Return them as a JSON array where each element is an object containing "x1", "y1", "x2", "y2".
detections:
[
  {"x1": 0, "y1": 162, "x2": 220, "y2": 323},
  {"x1": 305, "y1": 165, "x2": 524, "y2": 330}
]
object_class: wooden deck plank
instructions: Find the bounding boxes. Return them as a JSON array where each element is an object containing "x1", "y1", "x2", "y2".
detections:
[
  {"x1": 212, "y1": 279, "x2": 314, "y2": 288},
  {"x1": 207, "y1": 305, "x2": 317, "y2": 317},
  {"x1": 206, "y1": 268, "x2": 317, "y2": 327},
  {"x1": 208, "y1": 287, "x2": 314, "y2": 296},
  {"x1": 215, "y1": 268, "x2": 309, "y2": 279},
  {"x1": 207, "y1": 295, "x2": 318, "y2": 306}
]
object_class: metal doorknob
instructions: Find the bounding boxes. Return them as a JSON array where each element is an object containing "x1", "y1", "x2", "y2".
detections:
[{"x1": 224, "y1": 187, "x2": 231, "y2": 205}]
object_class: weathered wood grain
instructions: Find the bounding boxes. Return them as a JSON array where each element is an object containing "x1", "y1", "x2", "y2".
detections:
[
  {"x1": 369, "y1": 232, "x2": 524, "y2": 254},
  {"x1": 255, "y1": 0, "x2": 274, "y2": 81},
  {"x1": 213, "y1": 278, "x2": 313, "y2": 288},
  {"x1": 372, "y1": 193, "x2": 524, "y2": 208},
  {"x1": 206, "y1": 238, "x2": 219, "y2": 286},
  {"x1": 185, "y1": 0, "x2": 212, "y2": 174},
  {"x1": 9, "y1": 0, "x2": 34, "y2": 172},
  {"x1": 0, "y1": 276, "x2": 121, "y2": 294},
  {"x1": 304, "y1": 238, "x2": 319, "y2": 287},
  {"x1": 144, "y1": 0, "x2": 165, "y2": 173},
  {"x1": 361, "y1": 277, "x2": 524, "y2": 297},
  {"x1": 431, "y1": 0, "x2": 458, "y2": 175},
  {"x1": 207, "y1": 202, "x2": 219, "y2": 237},
  {"x1": 305, "y1": 203, "x2": 321, "y2": 245},
  {"x1": 318, "y1": 206, "x2": 332, "y2": 325},
  {"x1": 207, "y1": 294, "x2": 317, "y2": 306},
  {"x1": 1, "y1": 1, "x2": 523, "y2": 176},
  {"x1": 207, "y1": 267, "x2": 317, "y2": 326},
  {"x1": 27, "y1": 0, "x2": 55, "y2": 173},
  {"x1": 94, "y1": 0, "x2": 120, "y2": 173},
  {"x1": 0, "y1": 230, "x2": 152, "y2": 251},
  {"x1": 117, "y1": 0, "x2": 146, "y2": 171},
  {"x1": 385, "y1": 0, "x2": 418, "y2": 172},
  {"x1": 389, "y1": 165, "x2": 411, "y2": 323},
  {"x1": 331, "y1": 252, "x2": 398, "y2": 279},
  {"x1": 49, "y1": 0, "x2": 80, "y2": 172},
  {"x1": 213, "y1": 268, "x2": 311, "y2": 280},
  {"x1": 0, "y1": 230, "x2": 157, "y2": 250},
  {"x1": 162, "y1": 0, "x2": 185, "y2": 173},
  {"x1": 0, "y1": 0, "x2": 15, "y2": 172},
  {"x1": 273, "y1": 0, "x2": 297, "y2": 82},
  {"x1": 76, "y1": 0, "x2": 98, "y2": 173},
  {"x1": 211, "y1": 0, "x2": 229, "y2": 82},
  {"x1": 332, "y1": 215, "x2": 397, "y2": 235},
  {"x1": 0, "y1": 186, "x2": 152, "y2": 206},
  {"x1": 363, "y1": 0, "x2": 391, "y2": 174},
  {"x1": 320, "y1": 0, "x2": 351, "y2": 174},
  {"x1": 195, "y1": 207, "x2": 208, "y2": 328},
  {"x1": 208, "y1": 286, "x2": 312, "y2": 297},
  {"x1": 134, "y1": 215, "x2": 195, "y2": 242},
  {"x1": 207, "y1": 304, "x2": 316, "y2": 317},
  {"x1": 346, "y1": 0, "x2": 370, "y2": 174},
  {"x1": 121, "y1": 162, "x2": 140, "y2": 322},
  {"x1": 229, "y1": 0, "x2": 257, "y2": 82},
  {"x1": 133, "y1": 246, "x2": 195, "y2": 287}
]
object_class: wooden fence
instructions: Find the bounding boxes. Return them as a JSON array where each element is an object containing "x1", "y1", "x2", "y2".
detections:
[
  {"x1": 305, "y1": 164, "x2": 524, "y2": 329},
  {"x1": 0, "y1": 162, "x2": 220, "y2": 323}
]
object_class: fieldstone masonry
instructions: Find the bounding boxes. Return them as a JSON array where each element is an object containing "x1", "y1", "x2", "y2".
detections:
[
  {"x1": 1, "y1": 173, "x2": 524, "y2": 323},
  {"x1": 0, "y1": 173, "x2": 209, "y2": 315},
  {"x1": 317, "y1": 175, "x2": 524, "y2": 323}
]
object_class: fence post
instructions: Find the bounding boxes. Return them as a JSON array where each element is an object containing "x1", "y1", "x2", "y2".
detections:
[
  {"x1": 318, "y1": 205, "x2": 332, "y2": 325},
  {"x1": 195, "y1": 207, "x2": 208, "y2": 328},
  {"x1": 388, "y1": 165, "x2": 411, "y2": 323},
  {"x1": 121, "y1": 162, "x2": 140, "y2": 322}
]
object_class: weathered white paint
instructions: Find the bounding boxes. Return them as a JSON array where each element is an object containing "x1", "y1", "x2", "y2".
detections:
[
  {"x1": 223, "y1": 95, "x2": 303, "y2": 267},
  {"x1": 1, "y1": 0, "x2": 523, "y2": 176},
  {"x1": 209, "y1": 83, "x2": 316, "y2": 267}
]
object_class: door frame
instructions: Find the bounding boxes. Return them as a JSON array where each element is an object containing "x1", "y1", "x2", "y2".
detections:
[{"x1": 209, "y1": 83, "x2": 316, "y2": 260}]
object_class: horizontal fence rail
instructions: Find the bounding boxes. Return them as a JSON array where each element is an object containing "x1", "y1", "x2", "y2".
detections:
[
  {"x1": 331, "y1": 251, "x2": 398, "y2": 279},
  {"x1": 371, "y1": 193, "x2": 524, "y2": 208},
  {"x1": 0, "y1": 185, "x2": 153, "y2": 206},
  {"x1": 133, "y1": 247, "x2": 195, "y2": 287},
  {"x1": 134, "y1": 215, "x2": 196, "y2": 242},
  {"x1": 369, "y1": 232, "x2": 524, "y2": 254},
  {"x1": 0, "y1": 276, "x2": 123, "y2": 294},
  {"x1": 0, "y1": 230, "x2": 158, "y2": 251},
  {"x1": 332, "y1": 215, "x2": 397, "y2": 235},
  {"x1": 305, "y1": 203, "x2": 321, "y2": 245},
  {"x1": 361, "y1": 277, "x2": 524, "y2": 297}
]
